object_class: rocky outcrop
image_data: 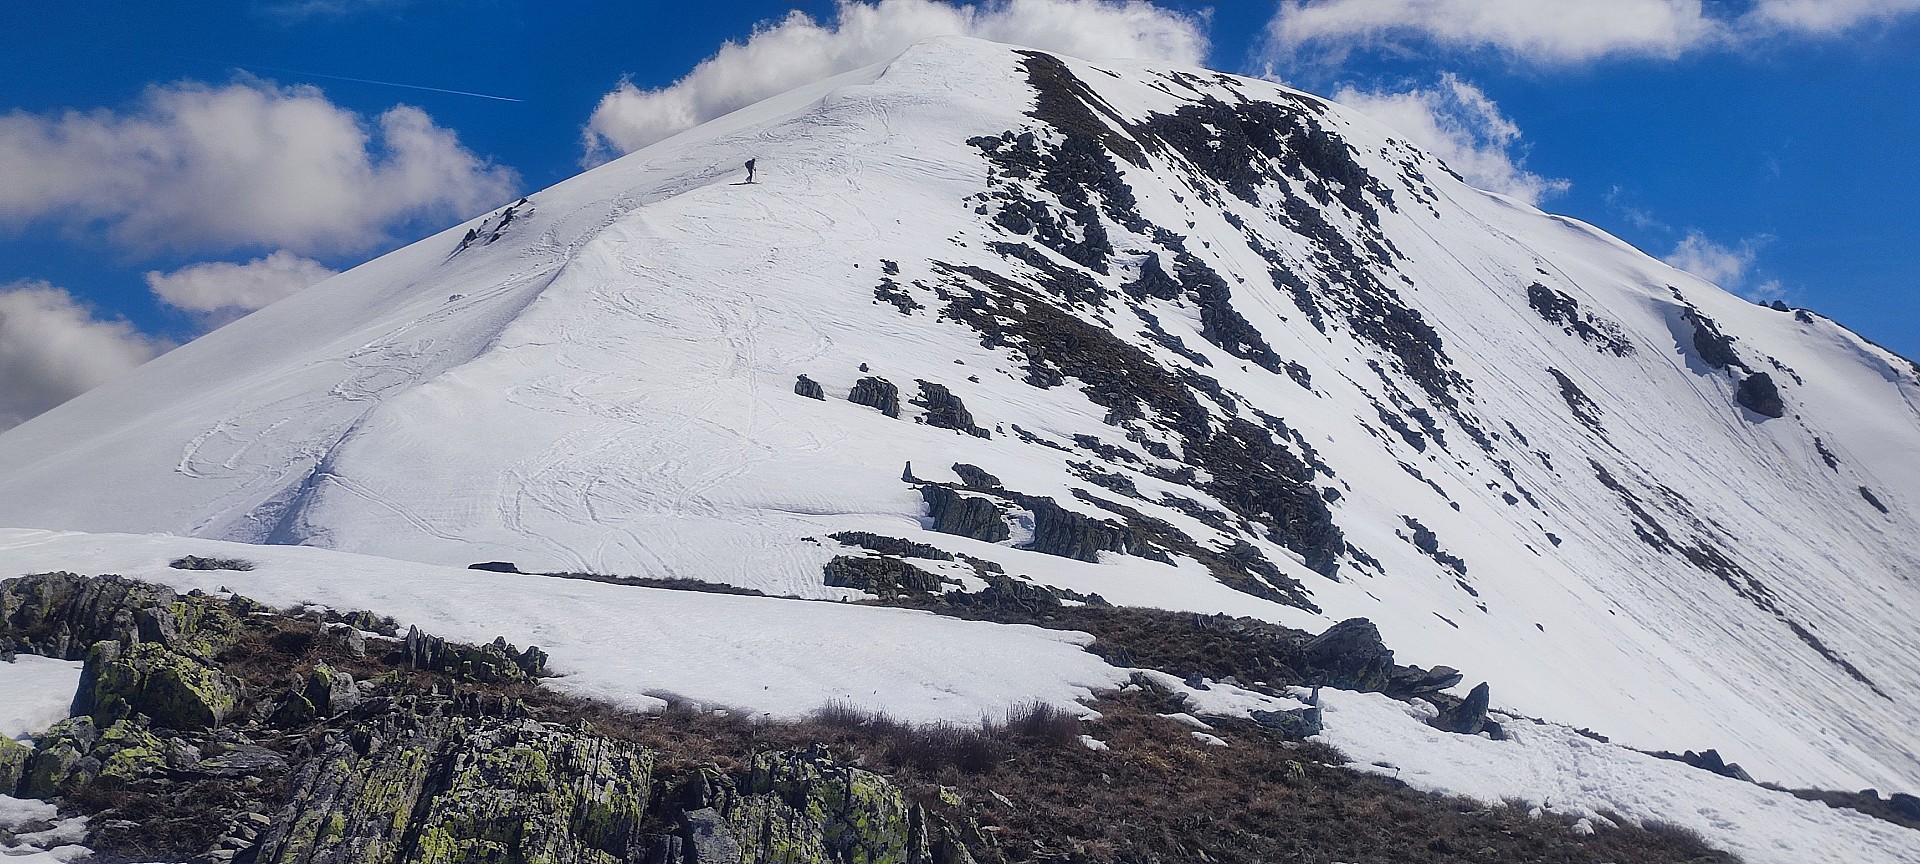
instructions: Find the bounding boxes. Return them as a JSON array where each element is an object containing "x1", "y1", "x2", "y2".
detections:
[
  {"x1": 254, "y1": 693, "x2": 666, "y2": 864},
  {"x1": 950, "y1": 463, "x2": 1002, "y2": 491},
  {"x1": 823, "y1": 556, "x2": 948, "y2": 598},
  {"x1": 2, "y1": 573, "x2": 988, "y2": 864},
  {"x1": 913, "y1": 381, "x2": 990, "y2": 438},
  {"x1": 1297, "y1": 618, "x2": 1395, "y2": 692},
  {"x1": 1736, "y1": 372, "x2": 1786, "y2": 418},
  {"x1": 1024, "y1": 497, "x2": 1135, "y2": 563},
  {"x1": 848, "y1": 377, "x2": 902, "y2": 418},
  {"x1": 794, "y1": 375, "x2": 826, "y2": 400},
  {"x1": 921, "y1": 486, "x2": 1010, "y2": 542},
  {"x1": 401, "y1": 627, "x2": 549, "y2": 682}
]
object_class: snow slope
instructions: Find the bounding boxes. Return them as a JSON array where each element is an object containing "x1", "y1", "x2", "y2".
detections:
[
  {"x1": 0, "y1": 37, "x2": 1914, "y2": 793},
  {"x1": 0, "y1": 528, "x2": 1125, "y2": 724},
  {"x1": 1314, "y1": 688, "x2": 1920, "y2": 864}
]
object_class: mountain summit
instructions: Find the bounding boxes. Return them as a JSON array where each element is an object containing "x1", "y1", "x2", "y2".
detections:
[{"x1": 0, "y1": 37, "x2": 1914, "y2": 792}]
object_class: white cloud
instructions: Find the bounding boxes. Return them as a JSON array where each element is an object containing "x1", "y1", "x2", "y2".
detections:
[
  {"x1": 1335, "y1": 75, "x2": 1568, "y2": 205},
  {"x1": 1264, "y1": 0, "x2": 1920, "y2": 65},
  {"x1": 0, "y1": 80, "x2": 517, "y2": 254},
  {"x1": 583, "y1": 0, "x2": 1209, "y2": 159},
  {"x1": 1665, "y1": 230, "x2": 1764, "y2": 288},
  {"x1": 145, "y1": 251, "x2": 338, "y2": 319},
  {"x1": 1748, "y1": 0, "x2": 1920, "y2": 35},
  {"x1": 0, "y1": 282, "x2": 168, "y2": 430},
  {"x1": 1269, "y1": 0, "x2": 1717, "y2": 64}
]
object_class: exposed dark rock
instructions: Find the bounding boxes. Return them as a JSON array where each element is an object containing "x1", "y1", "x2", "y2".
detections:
[
  {"x1": 1401, "y1": 516, "x2": 1467, "y2": 575},
  {"x1": 848, "y1": 377, "x2": 902, "y2": 418},
  {"x1": 829, "y1": 532, "x2": 955, "y2": 561},
  {"x1": 1299, "y1": 619, "x2": 1394, "y2": 691},
  {"x1": 823, "y1": 555, "x2": 947, "y2": 599},
  {"x1": 1123, "y1": 252, "x2": 1182, "y2": 301},
  {"x1": 1736, "y1": 372, "x2": 1786, "y2": 418},
  {"x1": 1814, "y1": 436, "x2": 1842, "y2": 470},
  {"x1": 1683, "y1": 308, "x2": 1744, "y2": 371},
  {"x1": 402, "y1": 626, "x2": 549, "y2": 681},
  {"x1": 1526, "y1": 284, "x2": 1634, "y2": 356},
  {"x1": 1548, "y1": 368, "x2": 1606, "y2": 436},
  {"x1": 1024, "y1": 497, "x2": 1135, "y2": 563},
  {"x1": 1434, "y1": 682, "x2": 1490, "y2": 735},
  {"x1": 1251, "y1": 689, "x2": 1322, "y2": 738},
  {"x1": 913, "y1": 380, "x2": 990, "y2": 437},
  {"x1": 168, "y1": 556, "x2": 255, "y2": 572},
  {"x1": 951, "y1": 463, "x2": 1002, "y2": 491},
  {"x1": 1651, "y1": 748, "x2": 1755, "y2": 783},
  {"x1": 1387, "y1": 665, "x2": 1463, "y2": 698},
  {"x1": 467, "y1": 561, "x2": 522, "y2": 574},
  {"x1": 874, "y1": 277, "x2": 924, "y2": 314},
  {"x1": 793, "y1": 375, "x2": 826, "y2": 400},
  {"x1": 921, "y1": 486, "x2": 1011, "y2": 542},
  {"x1": 1860, "y1": 487, "x2": 1891, "y2": 514}
]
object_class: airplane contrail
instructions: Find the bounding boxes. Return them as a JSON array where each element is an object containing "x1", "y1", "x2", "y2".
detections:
[{"x1": 235, "y1": 63, "x2": 525, "y2": 102}]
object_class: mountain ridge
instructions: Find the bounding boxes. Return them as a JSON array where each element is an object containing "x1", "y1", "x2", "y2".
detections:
[{"x1": 0, "y1": 36, "x2": 1915, "y2": 793}]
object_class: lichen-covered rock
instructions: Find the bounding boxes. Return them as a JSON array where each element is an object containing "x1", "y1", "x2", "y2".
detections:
[
  {"x1": 254, "y1": 694, "x2": 660, "y2": 864},
  {"x1": 79, "y1": 639, "x2": 240, "y2": 730},
  {"x1": 91, "y1": 718, "x2": 171, "y2": 784},
  {"x1": 0, "y1": 733, "x2": 30, "y2": 794},
  {"x1": 23, "y1": 717, "x2": 97, "y2": 797},
  {"x1": 717, "y1": 747, "x2": 974, "y2": 864}
]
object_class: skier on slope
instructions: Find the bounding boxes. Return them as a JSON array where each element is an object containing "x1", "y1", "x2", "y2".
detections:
[{"x1": 745, "y1": 158, "x2": 757, "y2": 183}]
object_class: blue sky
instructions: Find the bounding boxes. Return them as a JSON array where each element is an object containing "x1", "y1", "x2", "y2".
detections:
[{"x1": 1, "y1": 0, "x2": 1916, "y2": 426}]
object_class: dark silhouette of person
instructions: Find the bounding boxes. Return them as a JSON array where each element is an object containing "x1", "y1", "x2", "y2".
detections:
[{"x1": 745, "y1": 158, "x2": 757, "y2": 183}]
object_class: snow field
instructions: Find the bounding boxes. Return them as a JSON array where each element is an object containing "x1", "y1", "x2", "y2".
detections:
[{"x1": 1312, "y1": 688, "x2": 1920, "y2": 864}]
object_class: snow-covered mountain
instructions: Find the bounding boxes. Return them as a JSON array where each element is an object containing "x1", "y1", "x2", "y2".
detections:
[{"x1": 0, "y1": 37, "x2": 1915, "y2": 794}]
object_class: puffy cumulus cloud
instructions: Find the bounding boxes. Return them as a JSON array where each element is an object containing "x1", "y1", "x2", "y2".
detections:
[
  {"x1": 1665, "y1": 230, "x2": 1768, "y2": 291},
  {"x1": 0, "y1": 80, "x2": 517, "y2": 254},
  {"x1": 583, "y1": 0, "x2": 1208, "y2": 159},
  {"x1": 145, "y1": 251, "x2": 338, "y2": 321},
  {"x1": 0, "y1": 282, "x2": 168, "y2": 430},
  {"x1": 1265, "y1": 0, "x2": 1920, "y2": 65},
  {"x1": 1334, "y1": 75, "x2": 1568, "y2": 205}
]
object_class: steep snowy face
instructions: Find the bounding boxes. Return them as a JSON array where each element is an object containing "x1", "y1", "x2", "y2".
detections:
[{"x1": 0, "y1": 37, "x2": 1915, "y2": 791}]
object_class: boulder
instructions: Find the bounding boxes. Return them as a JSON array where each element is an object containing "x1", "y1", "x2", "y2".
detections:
[
  {"x1": 78, "y1": 639, "x2": 240, "y2": 731},
  {"x1": 913, "y1": 381, "x2": 990, "y2": 437},
  {"x1": 848, "y1": 376, "x2": 902, "y2": 418},
  {"x1": 793, "y1": 375, "x2": 826, "y2": 400},
  {"x1": 1436, "y1": 682, "x2": 1491, "y2": 735},
  {"x1": 1386, "y1": 664, "x2": 1463, "y2": 697},
  {"x1": 23, "y1": 717, "x2": 97, "y2": 797},
  {"x1": 0, "y1": 734, "x2": 30, "y2": 793},
  {"x1": 1298, "y1": 619, "x2": 1395, "y2": 692}
]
